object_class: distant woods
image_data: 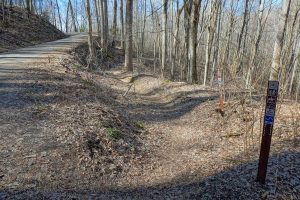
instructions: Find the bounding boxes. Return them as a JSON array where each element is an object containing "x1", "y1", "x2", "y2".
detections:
[{"x1": 1, "y1": 0, "x2": 300, "y2": 100}]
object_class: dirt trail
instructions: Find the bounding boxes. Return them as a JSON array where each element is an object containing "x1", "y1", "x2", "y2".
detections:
[{"x1": 0, "y1": 36, "x2": 299, "y2": 199}]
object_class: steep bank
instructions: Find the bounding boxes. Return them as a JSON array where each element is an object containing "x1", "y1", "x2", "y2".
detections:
[{"x1": 0, "y1": 6, "x2": 66, "y2": 53}]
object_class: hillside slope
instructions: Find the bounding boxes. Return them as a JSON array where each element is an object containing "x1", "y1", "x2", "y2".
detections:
[{"x1": 0, "y1": 6, "x2": 66, "y2": 53}]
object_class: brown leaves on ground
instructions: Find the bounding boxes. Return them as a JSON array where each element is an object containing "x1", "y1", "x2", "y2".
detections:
[
  {"x1": 1, "y1": 45, "x2": 299, "y2": 199},
  {"x1": 0, "y1": 6, "x2": 65, "y2": 53}
]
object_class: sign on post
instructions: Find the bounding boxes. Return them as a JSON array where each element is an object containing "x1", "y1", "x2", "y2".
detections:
[{"x1": 256, "y1": 80, "x2": 279, "y2": 184}]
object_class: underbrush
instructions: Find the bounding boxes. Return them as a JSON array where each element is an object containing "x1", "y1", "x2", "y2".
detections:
[
  {"x1": 70, "y1": 39, "x2": 124, "y2": 71},
  {"x1": 21, "y1": 68, "x2": 147, "y2": 181}
]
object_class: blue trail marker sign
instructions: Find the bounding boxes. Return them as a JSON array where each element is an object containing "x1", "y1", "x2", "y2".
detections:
[{"x1": 256, "y1": 80, "x2": 279, "y2": 184}]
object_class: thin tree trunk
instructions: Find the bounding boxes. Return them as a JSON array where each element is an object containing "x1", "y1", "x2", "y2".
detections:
[
  {"x1": 65, "y1": 1, "x2": 70, "y2": 32},
  {"x1": 172, "y1": 0, "x2": 183, "y2": 80},
  {"x1": 183, "y1": 0, "x2": 192, "y2": 81},
  {"x1": 246, "y1": 0, "x2": 265, "y2": 88},
  {"x1": 204, "y1": 0, "x2": 218, "y2": 86},
  {"x1": 222, "y1": 0, "x2": 236, "y2": 76},
  {"x1": 161, "y1": 0, "x2": 168, "y2": 78},
  {"x1": 100, "y1": 0, "x2": 108, "y2": 49},
  {"x1": 85, "y1": 0, "x2": 95, "y2": 69},
  {"x1": 93, "y1": 0, "x2": 101, "y2": 37},
  {"x1": 69, "y1": 0, "x2": 77, "y2": 32},
  {"x1": 120, "y1": 0, "x2": 125, "y2": 49},
  {"x1": 125, "y1": 0, "x2": 133, "y2": 71},
  {"x1": 112, "y1": 0, "x2": 117, "y2": 47},
  {"x1": 269, "y1": 0, "x2": 291, "y2": 81},
  {"x1": 296, "y1": 66, "x2": 300, "y2": 101},
  {"x1": 56, "y1": 0, "x2": 62, "y2": 31},
  {"x1": 210, "y1": 1, "x2": 222, "y2": 86},
  {"x1": 233, "y1": 0, "x2": 249, "y2": 76},
  {"x1": 141, "y1": 0, "x2": 146, "y2": 56},
  {"x1": 289, "y1": 39, "x2": 300, "y2": 95}
]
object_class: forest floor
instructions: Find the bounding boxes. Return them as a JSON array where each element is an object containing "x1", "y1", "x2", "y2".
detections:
[{"x1": 0, "y1": 34, "x2": 299, "y2": 200}]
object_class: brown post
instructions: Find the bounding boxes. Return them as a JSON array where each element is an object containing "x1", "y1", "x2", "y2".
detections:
[{"x1": 256, "y1": 80, "x2": 279, "y2": 184}]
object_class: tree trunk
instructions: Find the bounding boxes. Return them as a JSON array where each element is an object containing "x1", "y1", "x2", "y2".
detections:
[
  {"x1": 125, "y1": 0, "x2": 133, "y2": 71},
  {"x1": 188, "y1": 0, "x2": 201, "y2": 83},
  {"x1": 269, "y1": 0, "x2": 291, "y2": 81},
  {"x1": 161, "y1": 0, "x2": 168, "y2": 78},
  {"x1": 120, "y1": 0, "x2": 125, "y2": 49},
  {"x1": 100, "y1": 0, "x2": 108, "y2": 49},
  {"x1": 246, "y1": 0, "x2": 265, "y2": 88},
  {"x1": 56, "y1": 0, "x2": 62, "y2": 31},
  {"x1": 93, "y1": 0, "x2": 101, "y2": 37},
  {"x1": 210, "y1": 1, "x2": 222, "y2": 86},
  {"x1": 183, "y1": 0, "x2": 192, "y2": 81},
  {"x1": 85, "y1": 0, "x2": 95, "y2": 69},
  {"x1": 203, "y1": 0, "x2": 218, "y2": 86},
  {"x1": 233, "y1": 0, "x2": 249, "y2": 76},
  {"x1": 112, "y1": 0, "x2": 117, "y2": 47},
  {"x1": 141, "y1": 0, "x2": 147, "y2": 56},
  {"x1": 65, "y1": 1, "x2": 70, "y2": 33},
  {"x1": 289, "y1": 47, "x2": 300, "y2": 94},
  {"x1": 222, "y1": 0, "x2": 235, "y2": 77},
  {"x1": 69, "y1": 0, "x2": 77, "y2": 32},
  {"x1": 172, "y1": 1, "x2": 183, "y2": 80}
]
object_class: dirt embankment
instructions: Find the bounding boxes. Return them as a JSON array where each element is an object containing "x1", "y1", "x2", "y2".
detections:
[{"x1": 0, "y1": 6, "x2": 66, "y2": 53}]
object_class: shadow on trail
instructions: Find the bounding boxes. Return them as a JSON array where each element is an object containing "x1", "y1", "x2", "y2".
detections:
[
  {"x1": 0, "y1": 67, "x2": 219, "y2": 123},
  {"x1": 1, "y1": 150, "x2": 299, "y2": 199},
  {"x1": 106, "y1": 150, "x2": 299, "y2": 199},
  {"x1": 0, "y1": 68, "x2": 299, "y2": 199},
  {"x1": 124, "y1": 93, "x2": 218, "y2": 122}
]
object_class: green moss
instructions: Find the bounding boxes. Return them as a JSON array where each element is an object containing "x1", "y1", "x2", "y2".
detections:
[
  {"x1": 134, "y1": 121, "x2": 145, "y2": 130},
  {"x1": 105, "y1": 128, "x2": 122, "y2": 140}
]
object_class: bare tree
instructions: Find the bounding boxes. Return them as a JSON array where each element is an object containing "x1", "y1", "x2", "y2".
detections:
[
  {"x1": 269, "y1": 0, "x2": 291, "y2": 81},
  {"x1": 188, "y1": 0, "x2": 201, "y2": 83},
  {"x1": 172, "y1": 1, "x2": 184, "y2": 80},
  {"x1": 203, "y1": 0, "x2": 219, "y2": 86},
  {"x1": 120, "y1": 0, "x2": 125, "y2": 49},
  {"x1": 100, "y1": 0, "x2": 108, "y2": 49},
  {"x1": 183, "y1": 0, "x2": 192, "y2": 81},
  {"x1": 246, "y1": 0, "x2": 265, "y2": 88},
  {"x1": 233, "y1": 0, "x2": 250, "y2": 76},
  {"x1": 69, "y1": 0, "x2": 78, "y2": 32},
  {"x1": 56, "y1": 0, "x2": 62, "y2": 31},
  {"x1": 161, "y1": 0, "x2": 168, "y2": 78},
  {"x1": 85, "y1": 0, "x2": 95, "y2": 69},
  {"x1": 125, "y1": 0, "x2": 133, "y2": 71},
  {"x1": 112, "y1": 0, "x2": 117, "y2": 47},
  {"x1": 93, "y1": 0, "x2": 101, "y2": 37}
]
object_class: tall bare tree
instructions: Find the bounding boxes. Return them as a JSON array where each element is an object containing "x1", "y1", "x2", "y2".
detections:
[
  {"x1": 85, "y1": 0, "x2": 95, "y2": 69},
  {"x1": 120, "y1": 0, "x2": 125, "y2": 49},
  {"x1": 203, "y1": 0, "x2": 218, "y2": 86},
  {"x1": 161, "y1": 0, "x2": 168, "y2": 78},
  {"x1": 112, "y1": 0, "x2": 117, "y2": 47},
  {"x1": 125, "y1": 0, "x2": 133, "y2": 71},
  {"x1": 100, "y1": 0, "x2": 108, "y2": 49},
  {"x1": 56, "y1": 0, "x2": 62, "y2": 31},
  {"x1": 68, "y1": 0, "x2": 77, "y2": 32},
  {"x1": 93, "y1": 0, "x2": 101, "y2": 37},
  {"x1": 188, "y1": 0, "x2": 201, "y2": 83},
  {"x1": 269, "y1": 0, "x2": 291, "y2": 81},
  {"x1": 246, "y1": 0, "x2": 265, "y2": 88}
]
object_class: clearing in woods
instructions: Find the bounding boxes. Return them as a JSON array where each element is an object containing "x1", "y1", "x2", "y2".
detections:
[{"x1": 0, "y1": 34, "x2": 299, "y2": 199}]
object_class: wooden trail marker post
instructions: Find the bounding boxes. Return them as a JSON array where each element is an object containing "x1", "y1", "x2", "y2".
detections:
[{"x1": 256, "y1": 80, "x2": 279, "y2": 184}]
